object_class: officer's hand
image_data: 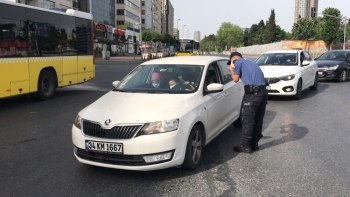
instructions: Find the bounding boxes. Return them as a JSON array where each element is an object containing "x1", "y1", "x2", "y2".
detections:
[{"x1": 227, "y1": 65, "x2": 233, "y2": 73}]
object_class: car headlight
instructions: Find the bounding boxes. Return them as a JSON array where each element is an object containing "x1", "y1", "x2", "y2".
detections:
[
  {"x1": 74, "y1": 115, "x2": 82, "y2": 129},
  {"x1": 141, "y1": 119, "x2": 179, "y2": 135},
  {"x1": 328, "y1": 65, "x2": 339, "y2": 70},
  {"x1": 279, "y1": 74, "x2": 295, "y2": 81}
]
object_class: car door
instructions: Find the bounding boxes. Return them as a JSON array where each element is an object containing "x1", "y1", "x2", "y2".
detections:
[
  {"x1": 303, "y1": 51, "x2": 315, "y2": 87},
  {"x1": 217, "y1": 60, "x2": 244, "y2": 125},
  {"x1": 201, "y1": 62, "x2": 228, "y2": 141},
  {"x1": 299, "y1": 51, "x2": 309, "y2": 89}
]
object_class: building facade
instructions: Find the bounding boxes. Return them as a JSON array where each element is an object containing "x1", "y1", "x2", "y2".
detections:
[
  {"x1": 161, "y1": 0, "x2": 173, "y2": 36},
  {"x1": 152, "y1": 0, "x2": 162, "y2": 34},
  {"x1": 141, "y1": 0, "x2": 152, "y2": 30},
  {"x1": 194, "y1": 31, "x2": 201, "y2": 42},
  {"x1": 294, "y1": 0, "x2": 318, "y2": 23},
  {"x1": 173, "y1": 28, "x2": 179, "y2": 40}
]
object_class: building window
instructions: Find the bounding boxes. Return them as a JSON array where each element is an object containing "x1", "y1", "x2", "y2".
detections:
[
  {"x1": 142, "y1": 1, "x2": 145, "y2": 6},
  {"x1": 117, "y1": 9, "x2": 125, "y2": 15},
  {"x1": 142, "y1": 10, "x2": 145, "y2": 15},
  {"x1": 117, "y1": 21, "x2": 125, "y2": 25},
  {"x1": 116, "y1": 0, "x2": 124, "y2": 3},
  {"x1": 39, "y1": 0, "x2": 55, "y2": 9},
  {"x1": 142, "y1": 19, "x2": 145, "y2": 24}
]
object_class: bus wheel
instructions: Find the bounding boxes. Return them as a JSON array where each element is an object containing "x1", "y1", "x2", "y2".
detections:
[{"x1": 37, "y1": 71, "x2": 56, "y2": 100}]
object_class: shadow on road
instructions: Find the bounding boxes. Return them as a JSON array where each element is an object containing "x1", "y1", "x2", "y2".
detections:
[{"x1": 259, "y1": 124, "x2": 309, "y2": 151}]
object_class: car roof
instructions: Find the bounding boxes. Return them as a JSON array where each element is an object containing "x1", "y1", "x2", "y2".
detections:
[
  {"x1": 329, "y1": 50, "x2": 350, "y2": 52},
  {"x1": 140, "y1": 56, "x2": 227, "y2": 66},
  {"x1": 264, "y1": 50, "x2": 300, "y2": 54}
]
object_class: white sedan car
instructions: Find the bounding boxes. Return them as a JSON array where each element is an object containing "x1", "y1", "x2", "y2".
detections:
[
  {"x1": 72, "y1": 56, "x2": 244, "y2": 171},
  {"x1": 255, "y1": 50, "x2": 318, "y2": 99}
]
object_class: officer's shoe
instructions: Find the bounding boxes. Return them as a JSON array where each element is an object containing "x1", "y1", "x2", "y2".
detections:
[
  {"x1": 251, "y1": 144, "x2": 259, "y2": 151},
  {"x1": 233, "y1": 144, "x2": 253, "y2": 153}
]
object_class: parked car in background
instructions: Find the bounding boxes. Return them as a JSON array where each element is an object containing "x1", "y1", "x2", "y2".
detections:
[
  {"x1": 72, "y1": 56, "x2": 244, "y2": 171},
  {"x1": 255, "y1": 50, "x2": 318, "y2": 100},
  {"x1": 314, "y1": 50, "x2": 350, "y2": 82}
]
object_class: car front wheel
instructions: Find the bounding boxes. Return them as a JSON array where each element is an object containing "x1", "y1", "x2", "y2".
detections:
[
  {"x1": 182, "y1": 125, "x2": 203, "y2": 170},
  {"x1": 338, "y1": 70, "x2": 347, "y2": 82},
  {"x1": 293, "y1": 79, "x2": 302, "y2": 100}
]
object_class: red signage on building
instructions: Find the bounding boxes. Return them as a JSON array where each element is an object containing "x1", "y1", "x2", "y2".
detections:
[
  {"x1": 114, "y1": 29, "x2": 125, "y2": 35},
  {"x1": 95, "y1": 23, "x2": 106, "y2": 31}
]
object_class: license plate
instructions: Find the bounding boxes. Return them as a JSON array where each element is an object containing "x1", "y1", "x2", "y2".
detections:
[
  {"x1": 266, "y1": 86, "x2": 271, "y2": 90},
  {"x1": 318, "y1": 71, "x2": 323, "y2": 75},
  {"x1": 85, "y1": 140, "x2": 123, "y2": 153}
]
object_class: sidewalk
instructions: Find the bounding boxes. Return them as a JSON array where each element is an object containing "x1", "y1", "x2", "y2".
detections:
[{"x1": 95, "y1": 55, "x2": 142, "y2": 62}]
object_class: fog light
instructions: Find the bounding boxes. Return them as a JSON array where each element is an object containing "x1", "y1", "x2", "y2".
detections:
[
  {"x1": 143, "y1": 151, "x2": 173, "y2": 163},
  {"x1": 282, "y1": 86, "x2": 294, "y2": 92}
]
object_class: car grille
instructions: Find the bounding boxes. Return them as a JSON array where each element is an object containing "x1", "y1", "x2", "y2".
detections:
[
  {"x1": 76, "y1": 148, "x2": 147, "y2": 166},
  {"x1": 265, "y1": 78, "x2": 280, "y2": 84},
  {"x1": 268, "y1": 90, "x2": 280, "y2": 93},
  {"x1": 82, "y1": 120, "x2": 143, "y2": 139}
]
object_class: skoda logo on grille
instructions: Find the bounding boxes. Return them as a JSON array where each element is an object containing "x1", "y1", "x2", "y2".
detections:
[{"x1": 105, "y1": 119, "x2": 111, "y2": 126}]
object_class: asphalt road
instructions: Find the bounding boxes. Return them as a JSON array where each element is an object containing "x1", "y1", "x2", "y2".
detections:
[{"x1": 1, "y1": 57, "x2": 350, "y2": 197}]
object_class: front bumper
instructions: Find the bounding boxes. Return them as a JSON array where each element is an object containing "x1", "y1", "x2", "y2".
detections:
[
  {"x1": 317, "y1": 69, "x2": 340, "y2": 79},
  {"x1": 266, "y1": 79, "x2": 297, "y2": 96},
  {"x1": 72, "y1": 124, "x2": 187, "y2": 171}
]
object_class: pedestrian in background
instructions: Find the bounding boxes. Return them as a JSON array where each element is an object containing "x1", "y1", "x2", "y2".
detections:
[{"x1": 227, "y1": 52, "x2": 268, "y2": 153}]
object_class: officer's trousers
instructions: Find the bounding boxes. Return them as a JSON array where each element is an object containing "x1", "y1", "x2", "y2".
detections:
[{"x1": 241, "y1": 89, "x2": 268, "y2": 146}]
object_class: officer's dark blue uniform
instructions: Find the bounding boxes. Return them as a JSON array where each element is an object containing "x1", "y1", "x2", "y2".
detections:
[{"x1": 228, "y1": 52, "x2": 268, "y2": 153}]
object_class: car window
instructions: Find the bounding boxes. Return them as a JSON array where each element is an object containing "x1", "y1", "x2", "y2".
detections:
[
  {"x1": 204, "y1": 62, "x2": 220, "y2": 88},
  {"x1": 256, "y1": 53, "x2": 298, "y2": 66},
  {"x1": 303, "y1": 51, "x2": 311, "y2": 61},
  {"x1": 317, "y1": 51, "x2": 348, "y2": 61},
  {"x1": 115, "y1": 64, "x2": 204, "y2": 93},
  {"x1": 217, "y1": 60, "x2": 232, "y2": 84}
]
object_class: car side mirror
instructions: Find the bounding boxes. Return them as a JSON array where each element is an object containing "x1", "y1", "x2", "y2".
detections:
[
  {"x1": 204, "y1": 83, "x2": 224, "y2": 94},
  {"x1": 112, "y1": 80, "x2": 120, "y2": 88},
  {"x1": 302, "y1": 60, "x2": 310, "y2": 66}
]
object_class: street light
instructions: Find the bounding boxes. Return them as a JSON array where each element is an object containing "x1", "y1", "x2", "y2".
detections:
[
  {"x1": 182, "y1": 25, "x2": 186, "y2": 38},
  {"x1": 177, "y1": 19, "x2": 180, "y2": 30},
  {"x1": 313, "y1": 11, "x2": 348, "y2": 50}
]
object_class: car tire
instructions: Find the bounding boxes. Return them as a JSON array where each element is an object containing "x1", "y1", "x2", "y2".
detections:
[
  {"x1": 37, "y1": 71, "x2": 57, "y2": 101},
  {"x1": 310, "y1": 73, "x2": 318, "y2": 90},
  {"x1": 338, "y1": 70, "x2": 347, "y2": 82},
  {"x1": 293, "y1": 79, "x2": 302, "y2": 100},
  {"x1": 182, "y1": 125, "x2": 203, "y2": 170},
  {"x1": 233, "y1": 102, "x2": 243, "y2": 127}
]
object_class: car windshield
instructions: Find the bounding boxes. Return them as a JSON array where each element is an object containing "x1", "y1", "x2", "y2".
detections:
[
  {"x1": 256, "y1": 53, "x2": 298, "y2": 66},
  {"x1": 317, "y1": 51, "x2": 347, "y2": 61},
  {"x1": 114, "y1": 64, "x2": 204, "y2": 94}
]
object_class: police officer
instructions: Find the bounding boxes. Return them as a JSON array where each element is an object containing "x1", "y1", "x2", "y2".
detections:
[{"x1": 227, "y1": 52, "x2": 268, "y2": 153}]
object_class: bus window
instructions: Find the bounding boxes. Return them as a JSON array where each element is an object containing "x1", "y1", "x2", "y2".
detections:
[
  {"x1": 60, "y1": 15, "x2": 77, "y2": 56},
  {"x1": 0, "y1": 18, "x2": 28, "y2": 57}
]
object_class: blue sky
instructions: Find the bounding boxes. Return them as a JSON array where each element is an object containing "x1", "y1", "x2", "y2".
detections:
[{"x1": 172, "y1": 0, "x2": 350, "y2": 39}]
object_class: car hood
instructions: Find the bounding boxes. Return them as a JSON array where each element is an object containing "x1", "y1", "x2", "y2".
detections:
[
  {"x1": 315, "y1": 60, "x2": 344, "y2": 67},
  {"x1": 79, "y1": 91, "x2": 197, "y2": 125},
  {"x1": 259, "y1": 66, "x2": 299, "y2": 78}
]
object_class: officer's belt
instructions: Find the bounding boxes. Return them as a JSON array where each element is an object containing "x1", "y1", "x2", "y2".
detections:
[{"x1": 244, "y1": 85, "x2": 266, "y2": 94}]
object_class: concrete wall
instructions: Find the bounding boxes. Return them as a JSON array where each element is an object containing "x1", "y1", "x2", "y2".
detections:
[{"x1": 236, "y1": 42, "x2": 282, "y2": 56}]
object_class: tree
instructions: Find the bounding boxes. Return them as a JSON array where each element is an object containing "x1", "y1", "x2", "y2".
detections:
[
  {"x1": 319, "y1": 7, "x2": 341, "y2": 50},
  {"x1": 256, "y1": 20, "x2": 266, "y2": 44},
  {"x1": 216, "y1": 22, "x2": 244, "y2": 48},
  {"x1": 275, "y1": 25, "x2": 287, "y2": 41},
  {"x1": 292, "y1": 18, "x2": 316, "y2": 49},
  {"x1": 142, "y1": 30, "x2": 152, "y2": 42},
  {"x1": 243, "y1": 30, "x2": 249, "y2": 46},
  {"x1": 265, "y1": 9, "x2": 276, "y2": 43},
  {"x1": 151, "y1": 31, "x2": 161, "y2": 42},
  {"x1": 249, "y1": 24, "x2": 259, "y2": 45}
]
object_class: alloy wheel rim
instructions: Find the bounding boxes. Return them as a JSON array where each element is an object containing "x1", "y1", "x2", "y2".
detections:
[{"x1": 191, "y1": 129, "x2": 202, "y2": 164}]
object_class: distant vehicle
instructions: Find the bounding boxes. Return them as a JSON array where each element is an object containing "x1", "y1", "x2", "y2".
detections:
[
  {"x1": 0, "y1": 0, "x2": 94, "y2": 100},
  {"x1": 314, "y1": 50, "x2": 350, "y2": 82},
  {"x1": 255, "y1": 50, "x2": 318, "y2": 100},
  {"x1": 72, "y1": 56, "x2": 244, "y2": 171},
  {"x1": 175, "y1": 38, "x2": 200, "y2": 56}
]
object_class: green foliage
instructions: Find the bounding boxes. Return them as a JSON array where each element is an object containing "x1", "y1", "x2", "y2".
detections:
[
  {"x1": 216, "y1": 22, "x2": 243, "y2": 48},
  {"x1": 200, "y1": 35, "x2": 216, "y2": 51},
  {"x1": 151, "y1": 31, "x2": 161, "y2": 42},
  {"x1": 142, "y1": 30, "x2": 152, "y2": 42},
  {"x1": 320, "y1": 7, "x2": 341, "y2": 47},
  {"x1": 265, "y1": 9, "x2": 276, "y2": 43},
  {"x1": 292, "y1": 18, "x2": 315, "y2": 40},
  {"x1": 275, "y1": 25, "x2": 287, "y2": 41}
]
